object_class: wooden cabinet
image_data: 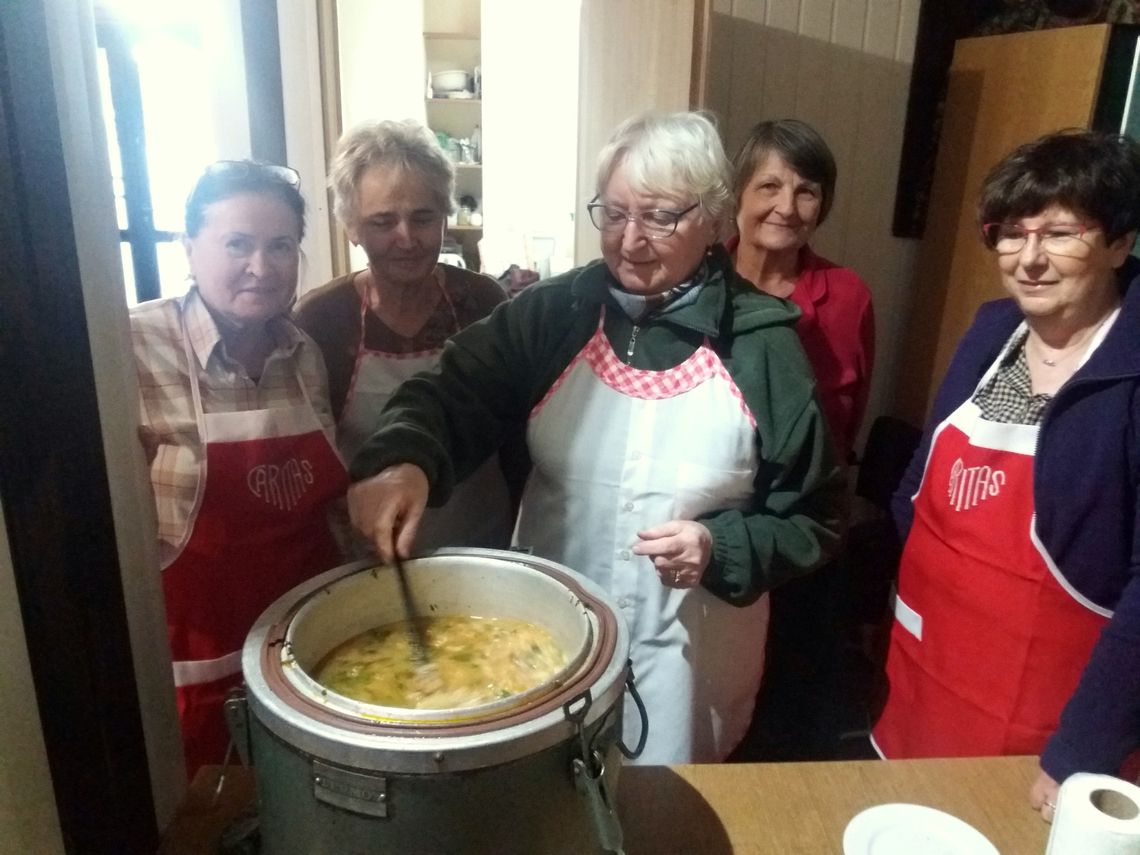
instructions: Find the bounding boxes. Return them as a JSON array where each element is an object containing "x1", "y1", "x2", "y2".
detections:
[{"x1": 894, "y1": 23, "x2": 1140, "y2": 424}]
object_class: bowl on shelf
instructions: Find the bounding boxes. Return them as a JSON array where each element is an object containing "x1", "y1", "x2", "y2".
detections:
[{"x1": 432, "y1": 69, "x2": 470, "y2": 93}]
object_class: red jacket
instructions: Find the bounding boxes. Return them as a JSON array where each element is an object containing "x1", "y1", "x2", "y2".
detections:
[{"x1": 728, "y1": 240, "x2": 875, "y2": 461}]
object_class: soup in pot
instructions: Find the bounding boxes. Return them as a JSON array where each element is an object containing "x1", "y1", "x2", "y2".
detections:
[{"x1": 314, "y1": 615, "x2": 567, "y2": 709}]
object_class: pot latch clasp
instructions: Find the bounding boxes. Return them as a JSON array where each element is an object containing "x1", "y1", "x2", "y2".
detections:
[
  {"x1": 573, "y1": 751, "x2": 624, "y2": 854},
  {"x1": 565, "y1": 691, "x2": 625, "y2": 854}
]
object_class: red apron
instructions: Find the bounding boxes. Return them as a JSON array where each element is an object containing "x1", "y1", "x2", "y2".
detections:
[
  {"x1": 873, "y1": 394, "x2": 1112, "y2": 760},
  {"x1": 163, "y1": 323, "x2": 347, "y2": 777}
]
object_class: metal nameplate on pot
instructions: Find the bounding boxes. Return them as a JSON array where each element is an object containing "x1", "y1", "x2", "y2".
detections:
[{"x1": 312, "y1": 760, "x2": 389, "y2": 818}]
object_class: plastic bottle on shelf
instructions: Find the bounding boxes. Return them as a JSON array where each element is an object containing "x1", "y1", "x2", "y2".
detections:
[{"x1": 472, "y1": 125, "x2": 482, "y2": 163}]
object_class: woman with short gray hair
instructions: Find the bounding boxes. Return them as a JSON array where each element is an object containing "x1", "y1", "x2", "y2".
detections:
[
  {"x1": 295, "y1": 119, "x2": 512, "y2": 553},
  {"x1": 595, "y1": 110, "x2": 734, "y2": 230},
  {"x1": 346, "y1": 110, "x2": 845, "y2": 764},
  {"x1": 328, "y1": 118, "x2": 456, "y2": 227}
]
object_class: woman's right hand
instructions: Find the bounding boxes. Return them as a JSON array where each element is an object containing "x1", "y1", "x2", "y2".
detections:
[{"x1": 347, "y1": 463, "x2": 429, "y2": 562}]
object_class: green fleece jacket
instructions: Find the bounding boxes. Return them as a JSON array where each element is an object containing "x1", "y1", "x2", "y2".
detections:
[{"x1": 352, "y1": 247, "x2": 846, "y2": 605}]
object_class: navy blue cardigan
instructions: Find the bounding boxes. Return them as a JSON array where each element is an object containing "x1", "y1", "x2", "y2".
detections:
[{"x1": 891, "y1": 258, "x2": 1140, "y2": 781}]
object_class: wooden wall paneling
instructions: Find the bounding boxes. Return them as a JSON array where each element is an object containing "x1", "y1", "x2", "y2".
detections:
[
  {"x1": 705, "y1": 8, "x2": 738, "y2": 124},
  {"x1": 896, "y1": 0, "x2": 921, "y2": 62},
  {"x1": 832, "y1": 0, "x2": 869, "y2": 49},
  {"x1": 691, "y1": 0, "x2": 712, "y2": 108},
  {"x1": 759, "y1": 26, "x2": 802, "y2": 119},
  {"x1": 793, "y1": 40, "x2": 836, "y2": 131},
  {"x1": 799, "y1": 0, "x2": 834, "y2": 41},
  {"x1": 697, "y1": 0, "x2": 920, "y2": 454},
  {"x1": 818, "y1": 0, "x2": 868, "y2": 261},
  {"x1": 811, "y1": 52, "x2": 861, "y2": 266},
  {"x1": 724, "y1": 18, "x2": 769, "y2": 150},
  {"x1": 892, "y1": 24, "x2": 1110, "y2": 424},
  {"x1": 810, "y1": 2, "x2": 867, "y2": 264},
  {"x1": 732, "y1": 0, "x2": 766, "y2": 25},
  {"x1": 843, "y1": 0, "x2": 902, "y2": 247},
  {"x1": 863, "y1": 0, "x2": 901, "y2": 59},
  {"x1": 765, "y1": 0, "x2": 800, "y2": 31},
  {"x1": 841, "y1": 60, "x2": 915, "y2": 437},
  {"x1": 794, "y1": 0, "x2": 840, "y2": 128},
  {"x1": 719, "y1": 0, "x2": 765, "y2": 149}
]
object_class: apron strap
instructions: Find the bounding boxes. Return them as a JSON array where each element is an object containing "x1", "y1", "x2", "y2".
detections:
[
  {"x1": 169, "y1": 292, "x2": 313, "y2": 566},
  {"x1": 357, "y1": 265, "x2": 461, "y2": 345}
]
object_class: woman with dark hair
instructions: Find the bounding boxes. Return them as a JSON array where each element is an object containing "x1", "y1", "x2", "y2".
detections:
[
  {"x1": 729, "y1": 118, "x2": 874, "y2": 463},
  {"x1": 875, "y1": 129, "x2": 1140, "y2": 818},
  {"x1": 728, "y1": 119, "x2": 875, "y2": 761},
  {"x1": 130, "y1": 160, "x2": 347, "y2": 777}
]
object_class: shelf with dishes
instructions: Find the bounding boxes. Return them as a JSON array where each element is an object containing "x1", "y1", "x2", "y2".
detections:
[{"x1": 425, "y1": 0, "x2": 483, "y2": 269}]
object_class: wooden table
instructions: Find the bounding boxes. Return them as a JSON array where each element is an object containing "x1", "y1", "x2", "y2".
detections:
[{"x1": 160, "y1": 755, "x2": 1049, "y2": 854}]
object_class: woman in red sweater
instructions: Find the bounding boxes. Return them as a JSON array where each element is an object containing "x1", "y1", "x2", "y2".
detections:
[
  {"x1": 729, "y1": 119, "x2": 874, "y2": 463},
  {"x1": 729, "y1": 119, "x2": 875, "y2": 761}
]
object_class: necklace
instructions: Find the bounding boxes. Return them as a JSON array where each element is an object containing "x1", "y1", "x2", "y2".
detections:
[{"x1": 1029, "y1": 315, "x2": 1111, "y2": 367}]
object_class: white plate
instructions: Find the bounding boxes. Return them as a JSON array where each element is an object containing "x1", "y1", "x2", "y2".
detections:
[{"x1": 843, "y1": 804, "x2": 1000, "y2": 855}]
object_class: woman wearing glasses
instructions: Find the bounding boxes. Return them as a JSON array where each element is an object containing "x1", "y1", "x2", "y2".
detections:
[
  {"x1": 874, "y1": 130, "x2": 1140, "y2": 818},
  {"x1": 294, "y1": 120, "x2": 512, "y2": 553},
  {"x1": 346, "y1": 111, "x2": 845, "y2": 764},
  {"x1": 130, "y1": 161, "x2": 347, "y2": 776}
]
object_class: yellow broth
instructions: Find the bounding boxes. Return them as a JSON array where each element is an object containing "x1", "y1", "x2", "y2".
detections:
[{"x1": 313, "y1": 615, "x2": 568, "y2": 709}]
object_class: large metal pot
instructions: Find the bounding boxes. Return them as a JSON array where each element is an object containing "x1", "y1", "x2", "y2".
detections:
[{"x1": 227, "y1": 548, "x2": 641, "y2": 854}]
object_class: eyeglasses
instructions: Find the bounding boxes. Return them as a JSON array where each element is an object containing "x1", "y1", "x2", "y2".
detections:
[
  {"x1": 586, "y1": 199, "x2": 699, "y2": 239},
  {"x1": 199, "y1": 160, "x2": 301, "y2": 188},
  {"x1": 980, "y1": 222, "x2": 1097, "y2": 258}
]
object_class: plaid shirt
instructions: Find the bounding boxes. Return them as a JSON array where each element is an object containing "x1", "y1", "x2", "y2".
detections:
[
  {"x1": 972, "y1": 328, "x2": 1050, "y2": 426},
  {"x1": 130, "y1": 288, "x2": 335, "y2": 553}
]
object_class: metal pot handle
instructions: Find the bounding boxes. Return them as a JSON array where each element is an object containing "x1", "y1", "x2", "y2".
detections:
[
  {"x1": 573, "y1": 749, "x2": 625, "y2": 855},
  {"x1": 563, "y1": 689, "x2": 631, "y2": 854},
  {"x1": 617, "y1": 662, "x2": 647, "y2": 760}
]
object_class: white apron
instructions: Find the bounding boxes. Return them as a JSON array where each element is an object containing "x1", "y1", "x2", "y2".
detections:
[
  {"x1": 518, "y1": 309, "x2": 770, "y2": 764},
  {"x1": 339, "y1": 270, "x2": 513, "y2": 553}
]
